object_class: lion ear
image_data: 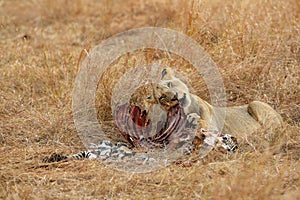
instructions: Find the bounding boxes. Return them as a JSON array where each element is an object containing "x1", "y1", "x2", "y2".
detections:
[{"x1": 162, "y1": 68, "x2": 167, "y2": 79}]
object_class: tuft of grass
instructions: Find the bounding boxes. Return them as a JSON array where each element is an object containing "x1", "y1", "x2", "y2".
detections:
[{"x1": 0, "y1": 0, "x2": 299, "y2": 199}]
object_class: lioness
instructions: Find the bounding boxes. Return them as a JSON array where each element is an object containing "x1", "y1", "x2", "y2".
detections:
[{"x1": 157, "y1": 67, "x2": 283, "y2": 138}]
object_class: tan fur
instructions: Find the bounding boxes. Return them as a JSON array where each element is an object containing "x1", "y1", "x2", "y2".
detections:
[
  {"x1": 129, "y1": 83, "x2": 172, "y2": 132},
  {"x1": 129, "y1": 83, "x2": 158, "y2": 112},
  {"x1": 129, "y1": 82, "x2": 179, "y2": 113}
]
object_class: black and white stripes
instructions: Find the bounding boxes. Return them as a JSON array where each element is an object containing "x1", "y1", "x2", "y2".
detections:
[
  {"x1": 43, "y1": 130, "x2": 238, "y2": 163},
  {"x1": 69, "y1": 151, "x2": 97, "y2": 160}
]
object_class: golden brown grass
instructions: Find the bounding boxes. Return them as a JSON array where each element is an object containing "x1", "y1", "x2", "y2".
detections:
[{"x1": 0, "y1": 0, "x2": 299, "y2": 199}]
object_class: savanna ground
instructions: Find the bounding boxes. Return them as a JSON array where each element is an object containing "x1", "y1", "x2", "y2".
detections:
[{"x1": 0, "y1": 0, "x2": 299, "y2": 199}]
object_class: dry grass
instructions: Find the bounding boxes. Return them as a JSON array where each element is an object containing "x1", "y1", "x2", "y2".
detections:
[{"x1": 0, "y1": 0, "x2": 299, "y2": 199}]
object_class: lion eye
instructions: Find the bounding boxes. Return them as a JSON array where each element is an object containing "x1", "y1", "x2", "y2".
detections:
[
  {"x1": 162, "y1": 69, "x2": 167, "y2": 78},
  {"x1": 146, "y1": 96, "x2": 152, "y2": 100},
  {"x1": 167, "y1": 82, "x2": 172, "y2": 88}
]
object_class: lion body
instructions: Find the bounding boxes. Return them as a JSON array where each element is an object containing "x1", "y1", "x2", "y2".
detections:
[{"x1": 158, "y1": 68, "x2": 283, "y2": 137}]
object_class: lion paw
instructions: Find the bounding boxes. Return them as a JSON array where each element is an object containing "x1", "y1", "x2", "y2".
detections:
[{"x1": 186, "y1": 113, "x2": 201, "y2": 128}]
